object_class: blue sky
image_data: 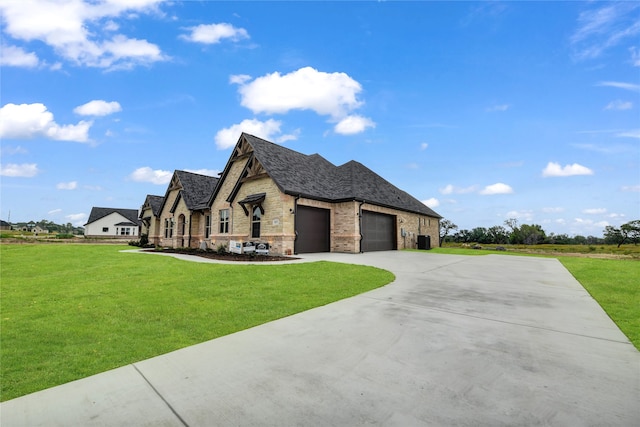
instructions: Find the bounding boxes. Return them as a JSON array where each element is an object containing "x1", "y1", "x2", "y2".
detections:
[{"x1": 1, "y1": 1, "x2": 638, "y2": 236}]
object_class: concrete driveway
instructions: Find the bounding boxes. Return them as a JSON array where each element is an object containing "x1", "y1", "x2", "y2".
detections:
[{"x1": 2, "y1": 251, "x2": 638, "y2": 426}]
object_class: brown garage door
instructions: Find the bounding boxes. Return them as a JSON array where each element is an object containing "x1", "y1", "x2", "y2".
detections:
[
  {"x1": 296, "y1": 206, "x2": 330, "y2": 253},
  {"x1": 361, "y1": 211, "x2": 396, "y2": 252}
]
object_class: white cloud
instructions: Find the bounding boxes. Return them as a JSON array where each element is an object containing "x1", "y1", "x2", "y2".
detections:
[
  {"x1": 214, "y1": 118, "x2": 297, "y2": 149},
  {"x1": 608, "y1": 213, "x2": 625, "y2": 220},
  {"x1": 542, "y1": 162, "x2": 594, "y2": 177},
  {"x1": 56, "y1": 181, "x2": 78, "y2": 190},
  {"x1": 229, "y1": 74, "x2": 252, "y2": 85},
  {"x1": 180, "y1": 23, "x2": 249, "y2": 44},
  {"x1": 420, "y1": 143, "x2": 429, "y2": 150},
  {"x1": 128, "y1": 167, "x2": 172, "y2": 185},
  {"x1": 571, "y1": 3, "x2": 640, "y2": 61},
  {"x1": 573, "y1": 218, "x2": 610, "y2": 229},
  {"x1": 583, "y1": 208, "x2": 607, "y2": 215},
  {"x1": 616, "y1": 129, "x2": 640, "y2": 139},
  {"x1": 0, "y1": 44, "x2": 39, "y2": 67},
  {"x1": 74, "y1": 100, "x2": 122, "y2": 116},
  {"x1": 597, "y1": 81, "x2": 640, "y2": 93},
  {"x1": 604, "y1": 100, "x2": 633, "y2": 110},
  {"x1": 334, "y1": 115, "x2": 375, "y2": 135},
  {"x1": 439, "y1": 184, "x2": 478, "y2": 195},
  {"x1": 422, "y1": 198, "x2": 440, "y2": 208},
  {"x1": 48, "y1": 208, "x2": 62, "y2": 215},
  {"x1": 236, "y1": 67, "x2": 364, "y2": 119},
  {"x1": 0, "y1": 163, "x2": 40, "y2": 177},
  {"x1": 0, "y1": 0, "x2": 167, "y2": 70},
  {"x1": 622, "y1": 185, "x2": 640, "y2": 192},
  {"x1": 0, "y1": 103, "x2": 92, "y2": 142},
  {"x1": 1, "y1": 145, "x2": 28, "y2": 155},
  {"x1": 480, "y1": 183, "x2": 514, "y2": 195},
  {"x1": 66, "y1": 213, "x2": 87, "y2": 226},
  {"x1": 506, "y1": 210, "x2": 534, "y2": 222}
]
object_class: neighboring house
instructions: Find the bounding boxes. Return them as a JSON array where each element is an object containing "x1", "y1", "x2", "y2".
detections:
[
  {"x1": 0, "y1": 220, "x2": 11, "y2": 231},
  {"x1": 32, "y1": 225, "x2": 49, "y2": 234},
  {"x1": 156, "y1": 170, "x2": 220, "y2": 248},
  {"x1": 84, "y1": 207, "x2": 142, "y2": 238},
  {"x1": 20, "y1": 221, "x2": 36, "y2": 232},
  {"x1": 146, "y1": 133, "x2": 441, "y2": 255},
  {"x1": 139, "y1": 195, "x2": 164, "y2": 245}
]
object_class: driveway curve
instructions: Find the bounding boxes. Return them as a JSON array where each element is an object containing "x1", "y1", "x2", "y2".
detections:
[{"x1": 2, "y1": 251, "x2": 638, "y2": 426}]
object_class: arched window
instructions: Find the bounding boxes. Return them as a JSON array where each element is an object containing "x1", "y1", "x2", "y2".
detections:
[
  {"x1": 251, "y1": 206, "x2": 261, "y2": 238},
  {"x1": 177, "y1": 214, "x2": 186, "y2": 237}
]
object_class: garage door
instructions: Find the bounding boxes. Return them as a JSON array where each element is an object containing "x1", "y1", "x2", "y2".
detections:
[
  {"x1": 361, "y1": 211, "x2": 396, "y2": 252},
  {"x1": 296, "y1": 206, "x2": 330, "y2": 253}
]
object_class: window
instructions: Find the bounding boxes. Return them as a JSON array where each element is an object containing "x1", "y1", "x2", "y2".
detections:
[
  {"x1": 120, "y1": 227, "x2": 131, "y2": 236},
  {"x1": 102, "y1": 227, "x2": 109, "y2": 232},
  {"x1": 205, "y1": 214, "x2": 211, "y2": 238},
  {"x1": 251, "y1": 206, "x2": 261, "y2": 238},
  {"x1": 219, "y1": 209, "x2": 229, "y2": 234},
  {"x1": 164, "y1": 219, "x2": 173, "y2": 238},
  {"x1": 177, "y1": 215, "x2": 185, "y2": 236}
]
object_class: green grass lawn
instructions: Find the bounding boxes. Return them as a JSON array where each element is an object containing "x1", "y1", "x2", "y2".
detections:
[
  {"x1": 0, "y1": 244, "x2": 394, "y2": 401},
  {"x1": 431, "y1": 246, "x2": 640, "y2": 350},
  {"x1": 558, "y1": 257, "x2": 639, "y2": 350}
]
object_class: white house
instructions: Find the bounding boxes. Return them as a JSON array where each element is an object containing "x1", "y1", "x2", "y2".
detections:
[{"x1": 84, "y1": 207, "x2": 141, "y2": 238}]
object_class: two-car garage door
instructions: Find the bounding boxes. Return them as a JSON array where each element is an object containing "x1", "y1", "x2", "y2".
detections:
[{"x1": 296, "y1": 206, "x2": 396, "y2": 253}]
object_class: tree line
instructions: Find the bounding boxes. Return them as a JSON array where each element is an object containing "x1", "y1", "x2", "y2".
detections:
[{"x1": 440, "y1": 218, "x2": 640, "y2": 247}]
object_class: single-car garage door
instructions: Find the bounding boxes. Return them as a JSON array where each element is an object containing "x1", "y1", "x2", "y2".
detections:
[
  {"x1": 361, "y1": 211, "x2": 396, "y2": 252},
  {"x1": 296, "y1": 206, "x2": 330, "y2": 253}
]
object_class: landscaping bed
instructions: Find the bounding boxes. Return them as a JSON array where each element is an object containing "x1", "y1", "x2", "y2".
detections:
[{"x1": 147, "y1": 247, "x2": 298, "y2": 262}]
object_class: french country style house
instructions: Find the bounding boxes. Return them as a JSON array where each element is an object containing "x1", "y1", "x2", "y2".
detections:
[{"x1": 142, "y1": 133, "x2": 441, "y2": 255}]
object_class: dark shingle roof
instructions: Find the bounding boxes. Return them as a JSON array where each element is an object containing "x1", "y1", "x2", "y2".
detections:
[
  {"x1": 142, "y1": 195, "x2": 164, "y2": 217},
  {"x1": 241, "y1": 133, "x2": 441, "y2": 217},
  {"x1": 85, "y1": 207, "x2": 142, "y2": 226},
  {"x1": 159, "y1": 170, "x2": 219, "y2": 214},
  {"x1": 175, "y1": 170, "x2": 219, "y2": 210}
]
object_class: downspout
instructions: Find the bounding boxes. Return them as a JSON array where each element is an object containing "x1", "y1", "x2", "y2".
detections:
[
  {"x1": 293, "y1": 195, "x2": 300, "y2": 255},
  {"x1": 188, "y1": 213, "x2": 193, "y2": 248},
  {"x1": 358, "y1": 200, "x2": 365, "y2": 253}
]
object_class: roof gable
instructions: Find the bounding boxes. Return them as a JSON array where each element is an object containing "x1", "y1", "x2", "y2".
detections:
[
  {"x1": 140, "y1": 195, "x2": 164, "y2": 218},
  {"x1": 159, "y1": 170, "x2": 219, "y2": 214}
]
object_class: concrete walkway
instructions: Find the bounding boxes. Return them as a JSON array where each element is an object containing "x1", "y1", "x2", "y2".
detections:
[{"x1": 2, "y1": 252, "x2": 638, "y2": 426}]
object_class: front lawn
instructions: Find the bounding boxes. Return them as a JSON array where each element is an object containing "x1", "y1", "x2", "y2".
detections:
[
  {"x1": 559, "y1": 257, "x2": 639, "y2": 350},
  {"x1": 0, "y1": 244, "x2": 394, "y2": 401}
]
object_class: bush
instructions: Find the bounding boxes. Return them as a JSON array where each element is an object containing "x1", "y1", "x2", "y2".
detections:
[
  {"x1": 216, "y1": 243, "x2": 228, "y2": 254},
  {"x1": 128, "y1": 234, "x2": 151, "y2": 248},
  {"x1": 55, "y1": 234, "x2": 75, "y2": 239}
]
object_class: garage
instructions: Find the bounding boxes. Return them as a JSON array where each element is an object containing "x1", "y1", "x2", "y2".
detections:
[
  {"x1": 361, "y1": 211, "x2": 396, "y2": 252},
  {"x1": 296, "y1": 206, "x2": 330, "y2": 253}
]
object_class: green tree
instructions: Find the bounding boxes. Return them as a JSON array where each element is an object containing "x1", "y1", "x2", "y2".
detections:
[
  {"x1": 519, "y1": 224, "x2": 546, "y2": 245},
  {"x1": 439, "y1": 219, "x2": 458, "y2": 245},
  {"x1": 605, "y1": 220, "x2": 640, "y2": 247},
  {"x1": 487, "y1": 225, "x2": 509, "y2": 244}
]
